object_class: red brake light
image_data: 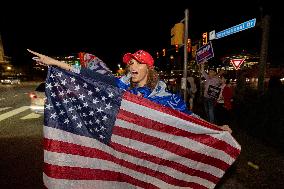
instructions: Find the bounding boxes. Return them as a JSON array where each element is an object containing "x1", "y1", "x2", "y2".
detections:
[{"x1": 29, "y1": 93, "x2": 37, "y2": 99}]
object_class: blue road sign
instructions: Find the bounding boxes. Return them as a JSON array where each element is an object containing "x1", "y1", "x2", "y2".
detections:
[{"x1": 216, "y1": 18, "x2": 256, "y2": 39}]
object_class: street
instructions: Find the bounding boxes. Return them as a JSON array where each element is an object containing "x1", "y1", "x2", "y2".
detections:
[
  {"x1": 0, "y1": 82, "x2": 44, "y2": 188},
  {"x1": 0, "y1": 82, "x2": 284, "y2": 189}
]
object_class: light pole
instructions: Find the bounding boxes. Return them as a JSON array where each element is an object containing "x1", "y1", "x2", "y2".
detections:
[
  {"x1": 182, "y1": 9, "x2": 189, "y2": 102},
  {"x1": 170, "y1": 9, "x2": 189, "y2": 101},
  {"x1": 257, "y1": 14, "x2": 270, "y2": 94}
]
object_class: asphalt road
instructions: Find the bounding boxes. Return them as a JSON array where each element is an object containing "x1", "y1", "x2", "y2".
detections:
[{"x1": 0, "y1": 82, "x2": 44, "y2": 188}]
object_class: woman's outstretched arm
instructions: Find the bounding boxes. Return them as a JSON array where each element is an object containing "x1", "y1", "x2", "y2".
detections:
[{"x1": 27, "y1": 49, "x2": 72, "y2": 71}]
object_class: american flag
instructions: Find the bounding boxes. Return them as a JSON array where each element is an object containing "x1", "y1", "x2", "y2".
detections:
[{"x1": 43, "y1": 66, "x2": 241, "y2": 189}]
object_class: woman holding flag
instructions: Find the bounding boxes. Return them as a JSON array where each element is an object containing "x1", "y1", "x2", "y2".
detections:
[
  {"x1": 27, "y1": 49, "x2": 232, "y2": 133},
  {"x1": 27, "y1": 48, "x2": 241, "y2": 189}
]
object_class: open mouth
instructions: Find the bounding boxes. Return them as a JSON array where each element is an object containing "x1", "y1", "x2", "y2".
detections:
[{"x1": 131, "y1": 71, "x2": 138, "y2": 76}]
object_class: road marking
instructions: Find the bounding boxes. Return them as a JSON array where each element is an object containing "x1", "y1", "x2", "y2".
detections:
[
  {"x1": 0, "y1": 107, "x2": 12, "y2": 112},
  {"x1": 20, "y1": 113, "x2": 42, "y2": 120},
  {"x1": 0, "y1": 98, "x2": 5, "y2": 101},
  {"x1": 0, "y1": 106, "x2": 30, "y2": 122}
]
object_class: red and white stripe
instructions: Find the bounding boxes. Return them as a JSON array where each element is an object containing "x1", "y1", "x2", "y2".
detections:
[{"x1": 43, "y1": 92, "x2": 241, "y2": 189}]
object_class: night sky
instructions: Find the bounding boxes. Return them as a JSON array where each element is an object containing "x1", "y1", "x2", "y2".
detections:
[{"x1": 0, "y1": 0, "x2": 279, "y2": 71}]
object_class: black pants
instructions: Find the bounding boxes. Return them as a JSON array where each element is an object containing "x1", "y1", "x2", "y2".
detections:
[{"x1": 215, "y1": 103, "x2": 231, "y2": 125}]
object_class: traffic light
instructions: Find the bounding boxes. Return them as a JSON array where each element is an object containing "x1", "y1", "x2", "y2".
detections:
[
  {"x1": 171, "y1": 23, "x2": 184, "y2": 45},
  {"x1": 187, "y1": 38, "x2": 191, "y2": 52},
  {"x1": 191, "y1": 44, "x2": 197, "y2": 59},
  {"x1": 162, "y1": 49, "x2": 166, "y2": 56},
  {"x1": 202, "y1": 32, "x2": 208, "y2": 45}
]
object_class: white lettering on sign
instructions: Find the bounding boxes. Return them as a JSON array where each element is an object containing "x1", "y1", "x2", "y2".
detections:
[{"x1": 216, "y1": 18, "x2": 256, "y2": 39}]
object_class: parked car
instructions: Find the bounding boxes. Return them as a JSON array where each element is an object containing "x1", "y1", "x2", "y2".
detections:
[
  {"x1": 29, "y1": 82, "x2": 45, "y2": 114},
  {"x1": 1, "y1": 76, "x2": 21, "y2": 84}
]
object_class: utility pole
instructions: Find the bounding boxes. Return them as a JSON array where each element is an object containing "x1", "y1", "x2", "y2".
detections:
[
  {"x1": 171, "y1": 9, "x2": 189, "y2": 101},
  {"x1": 182, "y1": 9, "x2": 189, "y2": 102},
  {"x1": 257, "y1": 14, "x2": 270, "y2": 94}
]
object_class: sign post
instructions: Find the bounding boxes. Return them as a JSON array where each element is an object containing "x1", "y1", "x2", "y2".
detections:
[
  {"x1": 171, "y1": 9, "x2": 189, "y2": 102},
  {"x1": 182, "y1": 9, "x2": 189, "y2": 102}
]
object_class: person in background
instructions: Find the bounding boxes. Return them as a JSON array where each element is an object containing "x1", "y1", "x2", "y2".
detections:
[
  {"x1": 215, "y1": 75, "x2": 233, "y2": 125},
  {"x1": 200, "y1": 63, "x2": 224, "y2": 124},
  {"x1": 187, "y1": 76, "x2": 197, "y2": 111}
]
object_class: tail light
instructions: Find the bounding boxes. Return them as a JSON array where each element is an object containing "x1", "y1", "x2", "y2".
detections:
[{"x1": 29, "y1": 92, "x2": 37, "y2": 99}]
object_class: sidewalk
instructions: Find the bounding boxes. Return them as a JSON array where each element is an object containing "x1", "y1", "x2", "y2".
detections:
[{"x1": 216, "y1": 125, "x2": 284, "y2": 189}]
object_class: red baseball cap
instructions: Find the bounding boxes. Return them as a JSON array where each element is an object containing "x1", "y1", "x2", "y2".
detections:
[{"x1": 122, "y1": 50, "x2": 154, "y2": 68}]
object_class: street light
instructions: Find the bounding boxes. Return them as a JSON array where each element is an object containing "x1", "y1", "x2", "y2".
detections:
[{"x1": 7, "y1": 66, "x2": 12, "y2": 70}]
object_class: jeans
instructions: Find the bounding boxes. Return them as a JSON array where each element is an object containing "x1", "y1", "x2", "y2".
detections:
[{"x1": 203, "y1": 97, "x2": 215, "y2": 123}]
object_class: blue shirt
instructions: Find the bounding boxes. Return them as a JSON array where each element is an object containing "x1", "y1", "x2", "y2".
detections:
[{"x1": 116, "y1": 74, "x2": 192, "y2": 115}]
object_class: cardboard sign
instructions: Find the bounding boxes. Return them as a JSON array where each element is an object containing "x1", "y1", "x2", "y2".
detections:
[
  {"x1": 207, "y1": 85, "x2": 221, "y2": 100},
  {"x1": 196, "y1": 41, "x2": 214, "y2": 64}
]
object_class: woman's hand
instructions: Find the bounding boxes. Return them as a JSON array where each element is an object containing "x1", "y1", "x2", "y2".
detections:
[
  {"x1": 27, "y1": 49, "x2": 71, "y2": 71},
  {"x1": 220, "y1": 125, "x2": 232, "y2": 134},
  {"x1": 27, "y1": 49, "x2": 60, "y2": 66}
]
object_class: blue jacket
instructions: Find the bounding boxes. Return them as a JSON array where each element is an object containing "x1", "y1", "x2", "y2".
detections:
[{"x1": 116, "y1": 74, "x2": 192, "y2": 115}]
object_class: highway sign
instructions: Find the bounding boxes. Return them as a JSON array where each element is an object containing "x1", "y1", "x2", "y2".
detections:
[{"x1": 216, "y1": 18, "x2": 256, "y2": 39}]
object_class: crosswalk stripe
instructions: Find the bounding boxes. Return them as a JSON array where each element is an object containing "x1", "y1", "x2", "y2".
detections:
[
  {"x1": 20, "y1": 112, "x2": 42, "y2": 120},
  {"x1": 0, "y1": 107, "x2": 12, "y2": 112},
  {"x1": 0, "y1": 106, "x2": 30, "y2": 122}
]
